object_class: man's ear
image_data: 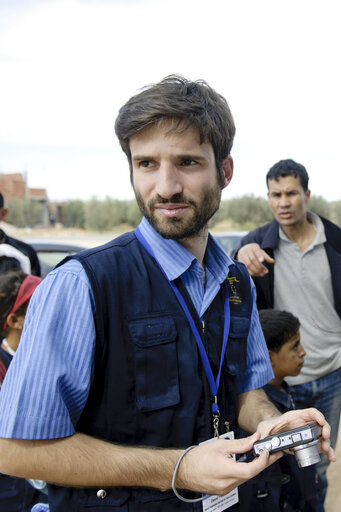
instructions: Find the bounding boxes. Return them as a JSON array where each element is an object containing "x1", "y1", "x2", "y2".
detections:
[
  {"x1": 0, "y1": 208, "x2": 8, "y2": 222},
  {"x1": 268, "y1": 349, "x2": 277, "y2": 369},
  {"x1": 221, "y1": 156, "x2": 234, "y2": 189}
]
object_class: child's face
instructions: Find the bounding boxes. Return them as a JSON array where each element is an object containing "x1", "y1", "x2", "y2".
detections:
[{"x1": 270, "y1": 330, "x2": 306, "y2": 379}]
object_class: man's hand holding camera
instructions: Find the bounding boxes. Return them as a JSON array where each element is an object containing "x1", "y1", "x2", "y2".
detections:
[
  {"x1": 256, "y1": 408, "x2": 336, "y2": 462},
  {"x1": 174, "y1": 432, "x2": 283, "y2": 497}
]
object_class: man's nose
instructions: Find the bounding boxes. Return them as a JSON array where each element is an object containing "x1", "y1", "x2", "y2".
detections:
[
  {"x1": 155, "y1": 163, "x2": 183, "y2": 199},
  {"x1": 278, "y1": 195, "x2": 290, "y2": 207}
]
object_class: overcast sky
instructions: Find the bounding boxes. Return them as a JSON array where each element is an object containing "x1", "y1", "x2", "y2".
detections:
[{"x1": 0, "y1": 0, "x2": 340, "y2": 203}]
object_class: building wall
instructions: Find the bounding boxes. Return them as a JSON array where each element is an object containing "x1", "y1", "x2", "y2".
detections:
[{"x1": 0, "y1": 173, "x2": 26, "y2": 200}]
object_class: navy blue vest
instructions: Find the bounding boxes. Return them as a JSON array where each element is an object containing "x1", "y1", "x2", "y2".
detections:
[{"x1": 48, "y1": 232, "x2": 253, "y2": 511}]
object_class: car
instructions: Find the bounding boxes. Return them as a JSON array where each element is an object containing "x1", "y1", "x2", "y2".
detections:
[
  {"x1": 27, "y1": 241, "x2": 86, "y2": 278},
  {"x1": 213, "y1": 231, "x2": 248, "y2": 256}
]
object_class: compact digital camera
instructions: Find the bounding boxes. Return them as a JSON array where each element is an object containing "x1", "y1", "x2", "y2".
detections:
[{"x1": 253, "y1": 422, "x2": 321, "y2": 468}]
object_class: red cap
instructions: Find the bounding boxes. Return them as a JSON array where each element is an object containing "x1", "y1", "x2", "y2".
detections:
[{"x1": 3, "y1": 275, "x2": 42, "y2": 330}]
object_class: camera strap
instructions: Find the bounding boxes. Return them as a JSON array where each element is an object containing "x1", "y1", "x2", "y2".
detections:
[{"x1": 135, "y1": 227, "x2": 231, "y2": 437}]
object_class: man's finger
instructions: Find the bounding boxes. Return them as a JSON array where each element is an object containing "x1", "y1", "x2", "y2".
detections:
[{"x1": 236, "y1": 449, "x2": 283, "y2": 480}]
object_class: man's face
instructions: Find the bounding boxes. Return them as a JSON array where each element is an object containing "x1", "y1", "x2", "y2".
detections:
[
  {"x1": 270, "y1": 331, "x2": 306, "y2": 379},
  {"x1": 267, "y1": 175, "x2": 310, "y2": 228},
  {"x1": 130, "y1": 121, "x2": 233, "y2": 240}
]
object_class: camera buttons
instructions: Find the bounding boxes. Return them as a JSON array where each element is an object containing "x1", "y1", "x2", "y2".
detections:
[
  {"x1": 292, "y1": 433, "x2": 302, "y2": 443},
  {"x1": 271, "y1": 436, "x2": 281, "y2": 448}
]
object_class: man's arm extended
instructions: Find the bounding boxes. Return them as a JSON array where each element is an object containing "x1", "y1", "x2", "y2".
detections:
[
  {"x1": 0, "y1": 432, "x2": 280, "y2": 496},
  {"x1": 0, "y1": 434, "x2": 181, "y2": 489}
]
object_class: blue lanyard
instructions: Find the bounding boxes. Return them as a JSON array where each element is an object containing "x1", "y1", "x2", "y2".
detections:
[{"x1": 135, "y1": 227, "x2": 231, "y2": 435}]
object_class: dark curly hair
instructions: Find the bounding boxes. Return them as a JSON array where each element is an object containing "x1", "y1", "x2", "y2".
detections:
[{"x1": 0, "y1": 270, "x2": 28, "y2": 338}]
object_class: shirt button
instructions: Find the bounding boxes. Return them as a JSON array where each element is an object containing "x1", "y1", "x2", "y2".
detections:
[{"x1": 97, "y1": 489, "x2": 107, "y2": 499}]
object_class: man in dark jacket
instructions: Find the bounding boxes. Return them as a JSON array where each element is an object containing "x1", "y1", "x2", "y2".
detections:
[
  {"x1": 234, "y1": 159, "x2": 341, "y2": 511},
  {"x1": 0, "y1": 193, "x2": 41, "y2": 276}
]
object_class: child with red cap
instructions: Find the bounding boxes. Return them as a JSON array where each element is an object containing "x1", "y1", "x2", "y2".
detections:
[
  {"x1": 0, "y1": 270, "x2": 42, "y2": 381},
  {"x1": 0, "y1": 270, "x2": 47, "y2": 512}
]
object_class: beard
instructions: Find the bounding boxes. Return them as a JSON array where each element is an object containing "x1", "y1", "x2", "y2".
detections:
[{"x1": 135, "y1": 184, "x2": 222, "y2": 240}]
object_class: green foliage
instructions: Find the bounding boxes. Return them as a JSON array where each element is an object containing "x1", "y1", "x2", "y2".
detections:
[
  {"x1": 330, "y1": 201, "x2": 341, "y2": 227},
  {"x1": 212, "y1": 195, "x2": 273, "y2": 230},
  {"x1": 120, "y1": 200, "x2": 142, "y2": 227},
  {"x1": 61, "y1": 200, "x2": 85, "y2": 228},
  {"x1": 83, "y1": 197, "x2": 142, "y2": 231},
  {"x1": 6, "y1": 198, "x2": 44, "y2": 228},
  {"x1": 309, "y1": 196, "x2": 330, "y2": 219},
  {"x1": 7, "y1": 195, "x2": 340, "y2": 231}
]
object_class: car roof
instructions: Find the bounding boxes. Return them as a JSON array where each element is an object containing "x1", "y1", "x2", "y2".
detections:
[{"x1": 25, "y1": 240, "x2": 86, "y2": 252}]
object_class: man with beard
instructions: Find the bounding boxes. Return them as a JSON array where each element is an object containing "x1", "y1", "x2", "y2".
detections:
[{"x1": 0, "y1": 76, "x2": 334, "y2": 512}]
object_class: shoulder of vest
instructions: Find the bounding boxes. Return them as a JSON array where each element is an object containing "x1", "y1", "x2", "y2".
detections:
[
  {"x1": 226, "y1": 260, "x2": 252, "y2": 310},
  {"x1": 74, "y1": 231, "x2": 138, "y2": 260}
]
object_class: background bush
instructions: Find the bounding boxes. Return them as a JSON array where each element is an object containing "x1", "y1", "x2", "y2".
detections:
[{"x1": 6, "y1": 195, "x2": 340, "y2": 231}]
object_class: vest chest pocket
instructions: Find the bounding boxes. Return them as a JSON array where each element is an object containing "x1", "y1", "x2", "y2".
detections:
[
  {"x1": 127, "y1": 314, "x2": 180, "y2": 412},
  {"x1": 225, "y1": 315, "x2": 250, "y2": 374}
]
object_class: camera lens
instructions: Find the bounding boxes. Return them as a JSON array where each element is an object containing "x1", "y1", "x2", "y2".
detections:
[{"x1": 293, "y1": 440, "x2": 320, "y2": 468}]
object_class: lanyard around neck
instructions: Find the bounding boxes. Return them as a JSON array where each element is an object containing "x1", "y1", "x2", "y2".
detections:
[{"x1": 135, "y1": 227, "x2": 231, "y2": 436}]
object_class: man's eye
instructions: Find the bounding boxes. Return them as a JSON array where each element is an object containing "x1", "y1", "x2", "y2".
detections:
[
  {"x1": 139, "y1": 161, "x2": 151, "y2": 168},
  {"x1": 181, "y1": 159, "x2": 196, "y2": 166}
]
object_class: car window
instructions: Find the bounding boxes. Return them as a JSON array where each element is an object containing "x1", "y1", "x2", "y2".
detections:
[
  {"x1": 213, "y1": 232, "x2": 248, "y2": 256},
  {"x1": 37, "y1": 250, "x2": 81, "y2": 278}
]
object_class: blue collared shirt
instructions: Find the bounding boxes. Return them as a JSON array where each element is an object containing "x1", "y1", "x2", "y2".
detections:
[{"x1": 0, "y1": 219, "x2": 273, "y2": 439}]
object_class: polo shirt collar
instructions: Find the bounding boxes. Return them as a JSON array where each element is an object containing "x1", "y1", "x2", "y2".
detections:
[{"x1": 278, "y1": 211, "x2": 326, "y2": 247}]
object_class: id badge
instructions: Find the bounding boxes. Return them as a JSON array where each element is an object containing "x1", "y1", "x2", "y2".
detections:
[{"x1": 200, "y1": 432, "x2": 239, "y2": 512}]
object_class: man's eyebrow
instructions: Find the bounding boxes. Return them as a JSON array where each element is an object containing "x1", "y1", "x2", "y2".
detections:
[
  {"x1": 132, "y1": 153, "x2": 208, "y2": 161},
  {"x1": 177, "y1": 153, "x2": 208, "y2": 161},
  {"x1": 132, "y1": 155, "x2": 152, "y2": 161}
]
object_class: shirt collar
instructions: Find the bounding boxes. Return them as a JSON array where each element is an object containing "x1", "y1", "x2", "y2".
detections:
[
  {"x1": 279, "y1": 211, "x2": 326, "y2": 246},
  {"x1": 306, "y1": 211, "x2": 326, "y2": 245},
  {"x1": 138, "y1": 217, "x2": 234, "y2": 283}
]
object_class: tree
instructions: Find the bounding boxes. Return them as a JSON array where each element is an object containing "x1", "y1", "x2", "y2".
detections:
[
  {"x1": 330, "y1": 201, "x2": 341, "y2": 227},
  {"x1": 212, "y1": 195, "x2": 272, "y2": 230},
  {"x1": 6, "y1": 199, "x2": 44, "y2": 228},
  {"x1": 61, "y1": 200, "x2": 85, "y2": 228},
  {"x1": 309, "y1": 196, "x2": 330, "y2": 219}
]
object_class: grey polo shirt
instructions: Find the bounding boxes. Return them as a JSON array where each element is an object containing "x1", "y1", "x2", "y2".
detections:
[{"x1": 273, "y1": 212, "x2": 341, "y2": 384}]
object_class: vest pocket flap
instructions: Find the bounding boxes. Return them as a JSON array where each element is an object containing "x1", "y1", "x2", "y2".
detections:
[
  {"x1": 229, "y1": 315, "x2": 250, "y2": 338},
  {"x1": 127, "y1": 314, "x2": 180, "y2": 412},
  {"x1": 127, "y1": 315, "x2": 177, "y2": 348}
]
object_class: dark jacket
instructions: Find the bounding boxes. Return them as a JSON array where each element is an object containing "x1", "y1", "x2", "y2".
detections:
[
  {"x1": 0, "y1": 229, "x2": 41, "y2": 276},
  {"x1": 48, "y1": 232, "x2": 253, "y2": 511},
  {"x1": 234, "y1": 216, "x2": 341, "y2": 318}
]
